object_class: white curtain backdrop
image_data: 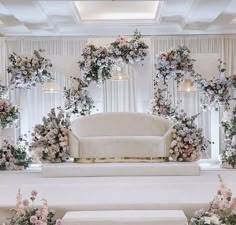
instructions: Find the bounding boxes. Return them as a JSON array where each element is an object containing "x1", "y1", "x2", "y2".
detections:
[
  {"x1": 3, "y1": 37, "x2": 87, "y2": 137},
  {"x1": 1, "y1": 35, "x2": 236, "y2": 159}
]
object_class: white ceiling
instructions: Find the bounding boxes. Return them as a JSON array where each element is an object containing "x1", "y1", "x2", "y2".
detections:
[{"x1": 0, "y1": 0, "x2": 236, "y2": 36}]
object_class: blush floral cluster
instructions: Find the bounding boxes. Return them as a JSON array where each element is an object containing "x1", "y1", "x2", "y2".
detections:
[
  {"x1": 109, "y1": 30, "x2": 148, "y2": 65},
  {"x1": 4, "y1": 189, "x2": 62, "y2": 225},
  {"x1": 0, "y1": 135, "x2": 32, "y2": 170},
  {"x1": 30, "y1": 108, "x2": 70, "y2": 163},
  {"x1": 170, "y1": 111, "x2": 211, "y2": 162},
  {"x1": 0, "y1": 98, "x2": 20, "y2": 129},
  {"x1": 7, "y1": 49, "x2": 53, "y2": 89},
  {"x1": 64, "y1": 77, "x2": 95, "y2": 117},
  {"x1": 155, "y1": 45, "x2": 195, "y2": 85},
  {"x1": 195, "y1": 60, "x2": 232, "y2": 110},
  {"x1": 221, "y1": 106, "x2": 236, "y2": 168},
  {"x1": 149, "y1": 88, "x2": 175, "y2": 118},
  {"x1": 78, "y1": 44, "x2": 115, "y2": 84},
  {"x1": 189, "y1": 175, "x2": 236, "y2": 225}
]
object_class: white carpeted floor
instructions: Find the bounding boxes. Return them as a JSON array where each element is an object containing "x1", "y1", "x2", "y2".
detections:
[{"x1": 0, "y1": 162, "x2": 236, "y2": 222}]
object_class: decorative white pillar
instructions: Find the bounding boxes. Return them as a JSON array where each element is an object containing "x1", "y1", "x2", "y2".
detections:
[{"x1": 210, "y1": 108, "x2": 220, "y2": 162}]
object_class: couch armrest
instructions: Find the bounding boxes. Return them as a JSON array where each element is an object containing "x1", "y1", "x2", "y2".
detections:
[
  {"x1": 163, "y1": 128, "x2": 173, "y2": 156},
  {"x1": 68, "y1": 130, "x2": 80, "y2": 158}
]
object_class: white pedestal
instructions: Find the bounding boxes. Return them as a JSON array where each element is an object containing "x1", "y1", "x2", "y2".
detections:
[
  {"x1": 62, "y1": 210, "x2": 188, "y2": 225},
  {"x1": 210, "y1": 109, "x2": 220, "y2": 162}
]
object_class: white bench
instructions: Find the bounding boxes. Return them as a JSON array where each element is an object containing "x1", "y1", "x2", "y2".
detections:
[{"x1": 62, "y1": 210, "x2": 188, "y2": 225}]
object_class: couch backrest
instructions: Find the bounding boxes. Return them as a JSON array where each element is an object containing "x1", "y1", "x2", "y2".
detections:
[{"x1": 70, "y1": 113, "x2": 172, "y2": 137}]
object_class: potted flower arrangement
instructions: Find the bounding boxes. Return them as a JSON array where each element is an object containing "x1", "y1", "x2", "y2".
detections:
[
  {"x1": 0, "y1": 99, "x2": 20, "y2": 129},
  {"x1": 170, "y1": 111, "x2": 211, "y2": 162},
  {"x1": 4, "y1": 189, "x2": 62, "y2": 225},
  {"x1": 78, "y1": 44, "x2": 114, "y2": 84},
  {"x1": 221, "y1": 106, "x2": 236, "y2": 168},
  {"x1": 30, "y1": 108, "x2": 70, "y2": 163},
  {"x1": 149, "y1": 88, "x2": 175, "y2": 118},
  {"x1": 189, "y1": 175, "x2": 236, "y2": 225},
  {"x1": 7, "y1": 49, "x2": 53, "y2": 89},
  {"x1": 0, "y1": 135, "x2": 32, "y2": 170},
  {"x1": 64, "y1": 77, "x2": 95, "y2": 117}
]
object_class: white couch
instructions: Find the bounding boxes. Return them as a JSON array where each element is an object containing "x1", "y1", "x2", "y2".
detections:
[{"x1": 69, "y1": 112, "x2": 173, "y2": 163}]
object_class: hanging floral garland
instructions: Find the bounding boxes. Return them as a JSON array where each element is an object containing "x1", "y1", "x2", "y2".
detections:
[
  {"x1": 170, "y1": 111, "x2": 211, "y2": 162},
  {"x1": 195, "y1": 60, "x2": 231, "y2": 110},
  {"x1": 7, "y1": 49, "x2": 53, "y2": 89},
  {"x1": 155, "y1": 45, "x2": 195, "y2": 86},
  {"x1": 64, "y1": 77, "x2": 95, "y2": 117},
  {"x1": 0, "y1": 135, "x2": 32, "y2": 170},
  {"x1": 78, "y1": 44, "x2": 115, "y2": 84},
  {"x1": 189, "y1": 175, "x2": 236, "y2": 225},
  {"x1": 109, "y1": 30, "x2": 148, "y2": 65},
  {"x1": 4, "y1": 189, "x2": 62, "y2": 225},
  {"x1": 221, "y1": 106, "x2": 236, "y2": 168},
  {"x1": 29, "y1": 108, "x2": 70, "y2": 163},
  {"x1": 148, "y1": 88, "x2": 175, "y2": 118},
  {"x1": 0, "y1": 99, "x2": 20, "y2": 129},
  {"x1": 79, "y1": 30, "x2": 148, "y2": 84}
]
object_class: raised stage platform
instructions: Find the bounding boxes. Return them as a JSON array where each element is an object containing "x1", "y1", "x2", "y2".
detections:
[{"x1": 0, "y1": 161, "x2": 236, "y2": 223}]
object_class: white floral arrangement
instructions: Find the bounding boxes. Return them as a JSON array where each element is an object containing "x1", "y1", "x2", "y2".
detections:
[
  {"x1": 196, "y1": 60, "x2": 231, "y2": 110},
  {"x1": 0, "y1": 135, "x2": 32, "y2": 170},
  {"x1": 221, "y1": 107, "x2": 236, "y2": 168},
  {"x1": 4, "y1": 189, "x2": 62, "y2": 225},
  {"x1": 78, "y1": 44, "x2": 114, "y2": 84},
  {"x1": 0, "y1": 99, "x2": 20, "y2": 129},
  {"x1": 170, "y1": 111, "x2": 211, "y2": 162},
  {"x1": 64, "y1": 77, "x2": 95, "y2": 117},
  {"x1": 155, "y1": 45, "x2": 195, "y2": 86},
  {"x1": 189, "y1": 175, "x2": 236, "y2": 225},
  {"x1": 109, "y1": 30, "x2": 148, "y2": 65},
  {"x1": 7, "y1": 49, "x2": 53, "y2": 89},
  {"x1": 30, "y1": 108, "x2": 70, "y2": 163},
  {"x1": 148, "y1": 88, "x2": 175, "y2": 118}
]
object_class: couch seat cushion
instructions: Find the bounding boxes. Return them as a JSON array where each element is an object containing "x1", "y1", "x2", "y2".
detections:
[{"x1": 79, "y1": 136, "x2": 166, "y2": 158}]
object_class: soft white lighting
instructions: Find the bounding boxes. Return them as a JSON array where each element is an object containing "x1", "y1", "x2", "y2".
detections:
[
  {"x1": 42, "y1": 80, "x2": 60, "y2": 93},
  {"x1": 112, "y1": 70, "x2": 129, "y2": 81},
  {"x1": 75, "y1": 1, "x2": 159, "y2": 21},
  {"x1": 178, "y1": 79, "x2": 196, "y2": 92}
]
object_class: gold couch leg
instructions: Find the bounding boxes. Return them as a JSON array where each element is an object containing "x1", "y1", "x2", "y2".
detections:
[{"x1": 74, "y1": 157, "x2": 169, "y2": 163}]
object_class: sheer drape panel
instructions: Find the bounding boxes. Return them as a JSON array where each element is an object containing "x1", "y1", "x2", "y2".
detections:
[
  {"x1": 103, "y1": 65, "x2": 137, "y2": 112},
  {"x1": 5, "y1": 38, "x2": 87, "y2": 136}
]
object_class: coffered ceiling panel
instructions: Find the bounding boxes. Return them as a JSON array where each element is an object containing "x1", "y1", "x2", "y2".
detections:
[{"x1": 0, "y1": 0, "x2": 236, "y2": 36}]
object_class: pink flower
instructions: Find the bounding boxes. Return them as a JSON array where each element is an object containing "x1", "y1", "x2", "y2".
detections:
[
  {"x1": 22, "y1": 199, "x2": 29, "y2": 207},
  {"x1": 56, "y1": 219, "x2": 63, "y2": 225},
  {"x1": 35, "y1": 221, "x2": 43, "y2": 225},
  {"x1": 30, "y1": 215, "x2": 38, "y2": 224},
  {"x1": 31, "y1": 190, "x2": 38, "y2": 197}
]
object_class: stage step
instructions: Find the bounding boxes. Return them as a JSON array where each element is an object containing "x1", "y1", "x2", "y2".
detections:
[
  {"x1": 42, "y1": 162, "x2": 200, "y2": 177},
  {"x1": 62, "y1": 210, "x2": 188, "y2": 225}
]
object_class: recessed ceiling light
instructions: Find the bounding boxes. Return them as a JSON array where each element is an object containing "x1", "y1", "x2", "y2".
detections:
[{"x1": 75, "y1": 1, "x2": 159, "y2": 21}]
